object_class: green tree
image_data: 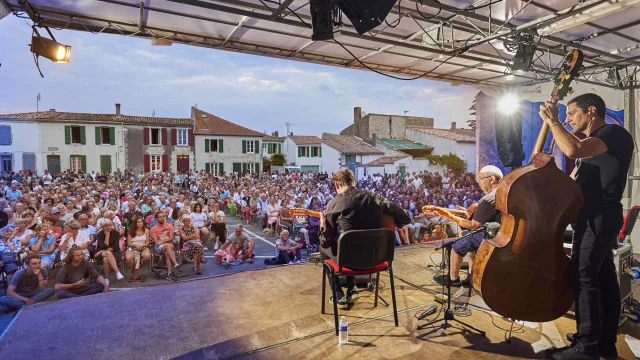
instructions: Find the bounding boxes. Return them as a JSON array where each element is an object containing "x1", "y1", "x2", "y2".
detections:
[
  {"x1": 424, "y1": 153, "x2": 467, "y2": 176},
  {"x1": 271, "y1": 153, "x2": 286, "y2": 166}
]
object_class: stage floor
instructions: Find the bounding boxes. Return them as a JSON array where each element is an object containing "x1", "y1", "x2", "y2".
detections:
[{"x1": 0, "y1": 245, "x2": 638, "y2": 360}]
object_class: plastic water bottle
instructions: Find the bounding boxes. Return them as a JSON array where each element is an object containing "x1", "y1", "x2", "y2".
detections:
[{"x1": 339, "y1": 316, "x2": 348, "y2": 344}]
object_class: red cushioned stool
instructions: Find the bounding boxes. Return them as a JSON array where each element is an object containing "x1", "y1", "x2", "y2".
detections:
[{"x1": 321, "y1": 228, "x2": 398, "y2": 335}]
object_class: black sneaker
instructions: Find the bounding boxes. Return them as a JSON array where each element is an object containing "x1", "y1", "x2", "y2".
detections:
[
  {"x1": 549, "y1": 346, "x2": 598, "y2": 360},
  {"x1": 330, "y1": 295, "x2": 348, "y2": 309},
  {"x1": 433, "y1": 274, "x2": 462, "y2": 287},
  {"x1": 347, "y1": 288, "x2": 360, "y2": 302},
  {"x1": 564, "y1": 334, "x2": 617, "y2": 359},
  {"x1": 460, "y1": 276, "x2": 471, "y2": 286},
  {"x1": 166, "y1": 273, "x2": 178, "y2": 282}
]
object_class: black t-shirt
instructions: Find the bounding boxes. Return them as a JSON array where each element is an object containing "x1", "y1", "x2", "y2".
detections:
[
  {"x1": 472, "y1": 188, "x2": 500, "y2": 224},
  {"x1": 575, "y1": 124, "x2": 634, "y2": 217}
]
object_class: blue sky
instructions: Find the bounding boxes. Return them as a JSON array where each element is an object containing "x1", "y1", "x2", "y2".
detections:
[{"x1": 0, "y1": 14, "x2": 478, "y2": 136}]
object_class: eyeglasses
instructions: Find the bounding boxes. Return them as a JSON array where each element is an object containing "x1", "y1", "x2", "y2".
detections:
[{"x1": 478, "y1": 175, "x2": 493, "y2": 181}]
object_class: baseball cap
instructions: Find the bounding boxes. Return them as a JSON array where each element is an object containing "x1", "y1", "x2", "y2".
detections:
[{"x1": 50, "y1": 208, "x2": 62, "y2": 214}]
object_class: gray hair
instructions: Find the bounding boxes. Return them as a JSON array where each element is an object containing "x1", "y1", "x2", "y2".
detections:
[
  {"x1": 100, "y1": 219, "x2": 113, "y2": 227},
  {"x1": 479, "y1": 165, "x2": 503, "y2": 181},
  {"x1": 281, "y1": 229, "x2": 289, "y2": 235},
  {"x1": 64, "y1": 219, "x2": 81, "y2": 230}
]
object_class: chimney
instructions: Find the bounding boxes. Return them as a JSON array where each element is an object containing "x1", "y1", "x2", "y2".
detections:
[
  {"x1": 49, "y1": 109, "x2": 55, "y2": 111},
  {"x1": 274, "y1": 131, "x2": 279, "y2": 137},
  {"x1": 115, "y1": 103, "x2": 121, "y2": 117},
  {"x1": 451, "y1": 122, "x2": 456, "y2": 129},
  {"x1": 372, "y1": 133, "x2": 377, "y2": 146},
  {"x1": 353, "y1": 107, "x2": 361, "y2": 137}
]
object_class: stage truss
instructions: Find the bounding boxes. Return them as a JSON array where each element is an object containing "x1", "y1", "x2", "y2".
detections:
[{"x1": 2, "y1": 0, "x2": 640, "y2": 89}]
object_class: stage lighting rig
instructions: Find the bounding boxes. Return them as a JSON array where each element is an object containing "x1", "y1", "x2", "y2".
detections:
[
  {"x1": 336, "y1": 0, "x2": 397, "y2": 35},
  {"x1": 504, "y1": 32, "x2": 536, "y2": 73},
  {"x1": 309, "y1": 0, "x2": 337, "y2": 41},
  {"x1": 30, "y1": 35, "x2": 71, "y2": 63},
  {"x1": 498, "y1": 94, "x2": 519, "y2": 115}
]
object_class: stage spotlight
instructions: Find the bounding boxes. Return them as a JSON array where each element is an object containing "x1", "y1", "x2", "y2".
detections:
[
  {"x1": 30, "y1": 36, "x2": 71, "y2": 63},
  {"x1": 510, "y1": 43, "x2": 536, "y2": 72},
  {"x1": 336, "y1": 0, "x2": 397, "y2": 35},
  {"x1": 310, "y1": 0, "x2": 335, "y2": 41},
  {"x1": 498, "y1": 94, "x2": 519, "y2": 115}
]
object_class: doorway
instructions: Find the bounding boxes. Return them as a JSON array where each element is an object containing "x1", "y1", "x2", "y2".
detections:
[
  {"x1": 47, "y1": 155, "x2": 61, "y2": 175},
  {"x1": 1, "y1": 155, "x2": 12, "y2": 172},
  {"x1": 176, "y1": 155, "x2": 189, "y2": 173}
]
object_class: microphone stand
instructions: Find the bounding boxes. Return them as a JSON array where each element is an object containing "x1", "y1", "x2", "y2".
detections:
[{"x1": 417, "y1": 230, "x2": 486, "y2": 336}]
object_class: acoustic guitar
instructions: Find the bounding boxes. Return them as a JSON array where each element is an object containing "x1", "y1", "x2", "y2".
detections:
[
  {"x1": 421, "y1": 203, "x2": 478, "y2": 220},
  {"x1": 289, "y1": 208, "x2": 398, "y2": 231}
]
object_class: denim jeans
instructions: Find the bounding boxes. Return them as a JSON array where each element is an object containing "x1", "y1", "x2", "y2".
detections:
[
  {"x1": 55, "y1": 284, "x2": 105, "y2": 299},
  {"x1": 277, "y1": 249, "x2": 301, "y2": 264},
  {"x1": 0, "y1": 288, "x2": 55, "y2": 310}
]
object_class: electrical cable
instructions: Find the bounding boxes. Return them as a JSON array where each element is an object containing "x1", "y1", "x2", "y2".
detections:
[
  {"x1": 466, "y1": 0, "x2": 505, "y2": 11},
  {"x1": 384, "y1": 0, "x2": 403, "y2": 28},
  {"x1": 416, "y1": 0, "x2": 442, "y2": 20}
]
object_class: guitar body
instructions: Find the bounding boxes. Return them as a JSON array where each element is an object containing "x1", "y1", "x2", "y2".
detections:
[{"x1": 290, "y1": 208, "x2": 397, "y2": 232}]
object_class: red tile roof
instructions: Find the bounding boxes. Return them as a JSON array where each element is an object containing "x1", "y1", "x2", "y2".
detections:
[
  {"x1": 362, "y1": 156, "x2": 408, "y2": 166},
  {"x1": 0, "y1": 110, "x2": 192, "y2": 126},
  {"x1": 193, "y1": 108, "x2": 263, "y2": 137},
  {"x1": 288, "y1": 135, "x2": 321, "y2": 145},
  {"x1": 408, "y1": 127, "x2": 475, "y2": 143},
  {"x1": 263, "y1": 135, "x2": 286, "y2": 142},
  {"x1": 321, "y1": 133, "x2": 383, "y2": 155}
]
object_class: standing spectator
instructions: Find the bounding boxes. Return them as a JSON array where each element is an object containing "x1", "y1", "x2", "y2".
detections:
[
  {"x1": 54, "y1": 247, "x2": 108, "y2": 299},
  {"x1": 0, "y1": 256, "x2": 54, "y2": 310}
]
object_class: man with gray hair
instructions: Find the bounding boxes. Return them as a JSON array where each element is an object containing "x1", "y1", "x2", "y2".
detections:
[{"x1": 430, "y1": 165, "x2": 503, "y2": 287}]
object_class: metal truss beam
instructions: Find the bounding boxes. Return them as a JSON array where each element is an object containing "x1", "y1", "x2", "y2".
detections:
[
  {"x1": 270, "y1": 0, "x2": 294, "y2": 20},
  {"x1": 222, "y1": 15, "x2": 249, "y2": 46}
]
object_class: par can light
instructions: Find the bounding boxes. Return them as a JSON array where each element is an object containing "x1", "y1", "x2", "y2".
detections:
[{"x1": 30, "y1": 36, "x2": 71, "y2": 63}]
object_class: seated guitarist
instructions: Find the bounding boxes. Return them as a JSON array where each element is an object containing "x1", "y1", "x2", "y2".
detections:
[
  {"x1": 427, "y1": 165, "x2": 502, "y2": 287},
  {"x1": 319, "y1": 169, "x2": 410, "y2": 309}
]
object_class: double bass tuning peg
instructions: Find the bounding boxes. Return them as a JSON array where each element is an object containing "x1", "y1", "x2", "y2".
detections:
[{"x1": 568, "y1": 87, "x2": 574, "y2": 94}]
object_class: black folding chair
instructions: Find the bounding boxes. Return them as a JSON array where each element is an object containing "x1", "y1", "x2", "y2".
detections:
[{"x1": 321, "y1": 228, "x2": 398, "y2": 335}]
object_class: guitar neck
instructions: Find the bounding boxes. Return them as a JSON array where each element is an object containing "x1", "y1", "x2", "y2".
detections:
[
  {"x1": 429, "y1": 206, "x2": 467, "y2": 217},
  {"x1": 533, "y1": 88, "x2": 560, "y2": 155}
]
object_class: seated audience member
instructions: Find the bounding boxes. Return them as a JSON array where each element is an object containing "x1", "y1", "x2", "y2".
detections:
[
  {"x1": 59, "y1": 219, "x2": 91, "y2": 261},
  {"x1": 0, "y1": 256, "x2": 54, "y2": 310},
  {"x1": 279, "y1": 204, "x2": 292, "y2": 232},
  {"x1": 190, "y1": 203, "x2": 210, "y2": 250},
  {"x1": 95, "y1": 219, "x2": 124, "y2": 284},
  {"x1": 275, "y1": 230, "x2": 302, "y2": 264},
  {"x1": 266, "y1": 196, "x2": 280, "y2": 232},
  {"x1": 214, "y1": 224, "x2": 254, "y2": 268},
  {"x1": 55, "y1": 247, "x2": 109, "y2": 299},
  {"x1": 292, "y1": 209, "x2": 310, "y2": 245},
  {"x1": 150, "y1": 211, "x2": 181, "y2": 281},
  {"x1": 179, "y1": 214, "x2": 204, "y2": 275},
  {"x1": 208, "y1": 202, "x2": 226, "y2": 250},
  {"x1": 9, "y1": 218, "x2": 33, "y2": 262},
  {"x1": 257, "y1": 194, "x2": 269, "y2": 228},
  {"x1": 1, "y1": 229, "x2": 20, "y2": 278},
  {"x1": 27, "y1": 224, "x2": 58, "y2": 269},
  {"x1": 125, "y1": 215, "x2": 150, "y2": 282}
]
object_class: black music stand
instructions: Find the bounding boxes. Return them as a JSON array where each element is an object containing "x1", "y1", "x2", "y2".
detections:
[{"x1": 417, "y1": 231, "x2": 486, "y2": 336}]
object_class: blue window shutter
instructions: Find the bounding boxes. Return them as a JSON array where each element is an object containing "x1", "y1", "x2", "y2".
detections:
[{"x1": 0, "y1": 126, "x2": 11, "y2": 145}]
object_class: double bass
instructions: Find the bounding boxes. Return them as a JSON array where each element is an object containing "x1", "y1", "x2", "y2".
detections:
[{"x1": 471, "y1": 49, "x2": 585, "y2": 322}]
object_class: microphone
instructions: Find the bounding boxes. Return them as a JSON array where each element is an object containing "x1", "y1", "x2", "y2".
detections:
[
  {"x1": 485, "y1": 222, "x2": 501, "y2": 240},
  {"x1": 417, "y1": 305, "x2": 438, "y2": 320}
]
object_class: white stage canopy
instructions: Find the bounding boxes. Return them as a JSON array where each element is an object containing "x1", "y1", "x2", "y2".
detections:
[{"x1": 2, "y1": 0, "x2": 639, "y2": 89}]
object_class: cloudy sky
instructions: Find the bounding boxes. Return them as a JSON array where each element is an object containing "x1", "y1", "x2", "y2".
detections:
[{"x1": 0, "y1": 14, "x2": 478, "y2": 136}]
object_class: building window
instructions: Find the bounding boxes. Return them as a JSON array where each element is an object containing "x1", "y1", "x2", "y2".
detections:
[
  {"x1": 311, "y1": 146, "x2": 321, "y2": 157},
  {"x1": 210, "y1": 139, "x2": 218, "y2": 152},
  {"x1": 70, "y1": 155, "x2": 82, "y2": 172},
  {"x1": 263, "y1": 143, "x2": 268, "y2": 152},
  {"x1": 101, "y1": 127, "x2": 111, "y2": 144},
  {"x1": 299, "y1": 146, "x2": 307, "y2": 157},
  {"x1": 247, "y1": 162, "x2": 255, "y2": 174},
  {"x1": 151, "y1": 129, "x2": 160, "y2": 145},
  {"x1": 246, "y1": 140, "x2": 255, "y2": 153},
  {"x1": 150, "y1": 155, "x2": 162, "y2": 171},
  {"x1": 0, "y1": 125, "x2": 11, "y2": 145},
  {"x1": 71, "y1": 126, "x2": 82, "y2": 144},
  {"x1": 177, "y1": 129, "x2": 188, "y2": 146},
  {"x1": 345, "y1": 155, "x2": 356, "y2": 163}
]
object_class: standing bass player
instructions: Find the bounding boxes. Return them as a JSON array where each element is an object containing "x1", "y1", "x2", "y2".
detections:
[{"x1": 540, "y1": 94, "x2": 634, "y2": 360}]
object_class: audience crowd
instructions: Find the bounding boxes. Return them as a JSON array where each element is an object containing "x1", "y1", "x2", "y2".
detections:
[{"x1": 0, "y1": 167, "x2": 479, "y2": 310}]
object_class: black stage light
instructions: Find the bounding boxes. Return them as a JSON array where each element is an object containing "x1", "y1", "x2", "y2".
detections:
[
  {"x1": 510, "y1": 43, "x2": 536, "y2": 72},
  {"x1": 310, "y1": 0, "x2": 335, "y2": 41},
  {"x1": 30, "y1": 35, "x2": 71, "y2": 63},
  {"x1": 336, "y1": 0, "x2": 397, "y2": 35}
]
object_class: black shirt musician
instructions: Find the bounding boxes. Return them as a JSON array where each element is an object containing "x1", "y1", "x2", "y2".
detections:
[
  {"x1": 320, "y1": 169, "x2": 410, "y2": 309},
  {"x1": 540, "y1": 93, "x2": 634, "y2": 360},
  {"x1": 426, "y1": 165, "x2": 502, "y2": 287}
]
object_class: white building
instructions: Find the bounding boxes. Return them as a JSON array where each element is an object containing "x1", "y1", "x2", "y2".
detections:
[
  {"x1": 193, "y1": 108, "x2": 263, "y2": 175},
  {"x1": 284, "y1": 135, "x2": 323, "y2": 173},
  {"x1": 321, "y1": 132, "x2": 383, "y2": 178},
  {"x1": 406, "y1": 122, "x2": 476, "y2": 172},
  {"x1": 0, "y1": 116, "x2": 42, "y2": 173}
]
